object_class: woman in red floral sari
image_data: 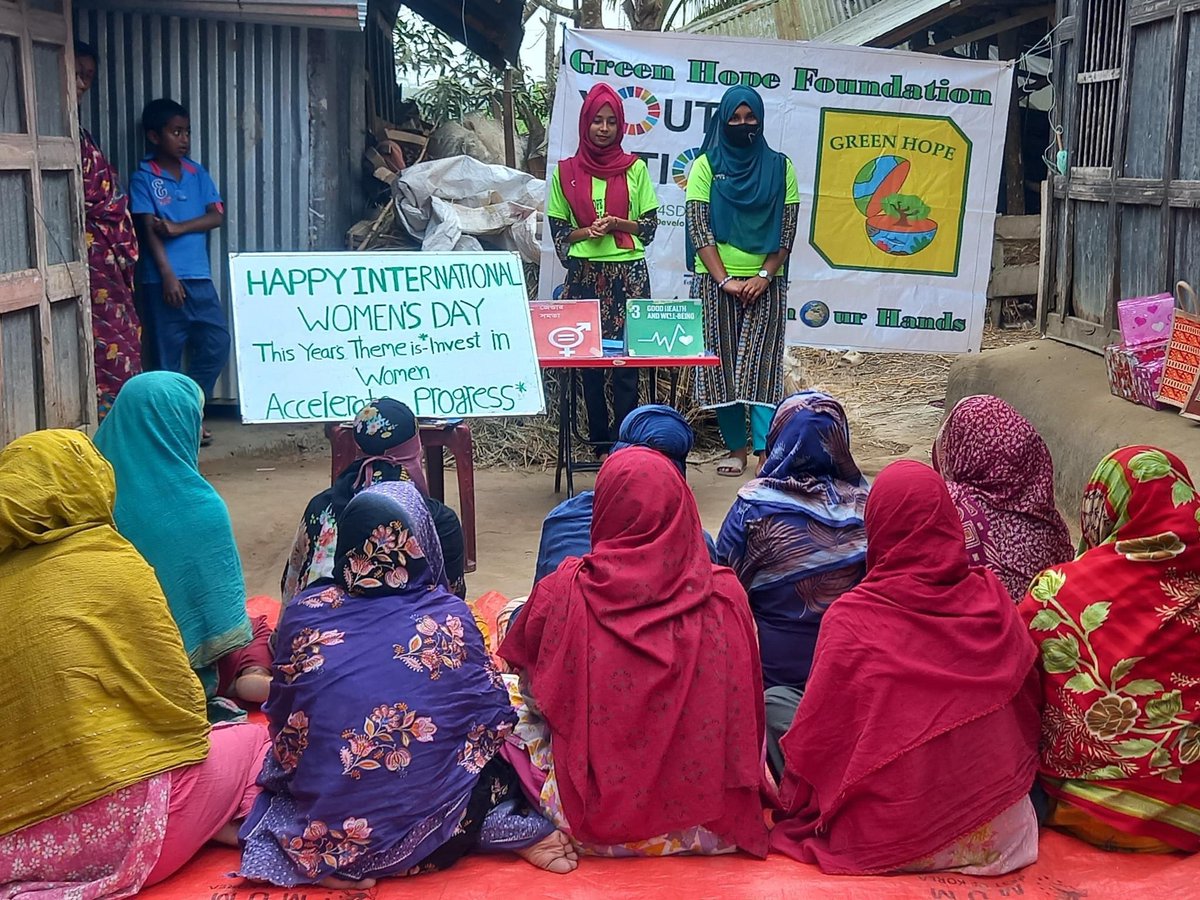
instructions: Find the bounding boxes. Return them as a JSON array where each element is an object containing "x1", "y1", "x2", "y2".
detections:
[
  {"x1": 76, "y1": 41, "x2": 142, "y2": 420},
  {"x1": 1021, "y1": 445, "x2": 1200, "y2": 852}
]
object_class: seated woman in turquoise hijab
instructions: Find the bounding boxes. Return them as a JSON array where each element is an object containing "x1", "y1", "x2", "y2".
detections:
[
  {"x1": 94, "y1": 371, "x2": 272, "y2": 717},
  {"x1": 533, "y1": 405, "x2": 717, "y2": 585}
]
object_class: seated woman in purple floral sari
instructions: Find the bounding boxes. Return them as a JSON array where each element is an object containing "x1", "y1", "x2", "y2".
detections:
[
  {"x1": 717, "y1": 391, "x2": 870, "y2": 777},
  {"x1": 240, "y1": 482, "x2": 576, "y2": 889}
]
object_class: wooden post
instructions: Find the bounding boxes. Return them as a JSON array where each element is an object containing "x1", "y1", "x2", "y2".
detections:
[
  {"x1": 999, "y1": 28, "x2": 1026, "y2": 215},
  {"x1": 502, "y1": 68, "x2": 517, "y2": 169}
]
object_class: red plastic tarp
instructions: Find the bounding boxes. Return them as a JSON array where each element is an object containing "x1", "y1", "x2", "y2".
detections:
[
  {"x1": 140, "y1": 833, "x2": 1200, "y2": 900},
  {"x1": 141, "y1": 597, "x2": 1198, "y2": 899}
]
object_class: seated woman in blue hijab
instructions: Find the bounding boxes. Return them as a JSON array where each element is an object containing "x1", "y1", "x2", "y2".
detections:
[
  {"x1": 241, "y1": 483, "x2": 576, "y2": 888},
  {"x1": 717, "y1": 392, "x2": 869, "y2": 777},
  {"x1": 281, "y1": 398, "x2": 467, "y2": 601},
  {"x1": 533, "y1": 405, "x2": 716, "y2": 585}
]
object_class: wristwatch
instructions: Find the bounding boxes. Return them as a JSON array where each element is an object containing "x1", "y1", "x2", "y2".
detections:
[{"x1": 757, "y1": 269, "x2": 772, "y2": 281}]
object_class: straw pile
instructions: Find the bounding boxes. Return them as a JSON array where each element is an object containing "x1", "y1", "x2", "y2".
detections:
[
  {"x1": 453, "y1": 326, "x2": 1041, "y2": 470},
  {"x1": 466, "y1": 367, "x2": 723, "y2": 469}
]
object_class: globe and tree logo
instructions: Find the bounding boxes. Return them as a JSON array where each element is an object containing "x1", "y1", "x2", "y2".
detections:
[
  {"x1": 852, "y1": 156, "x2": 938, "y2": 256},
  {"x1": 810, "y1": 110, "x2": 970, "y2": 278}
]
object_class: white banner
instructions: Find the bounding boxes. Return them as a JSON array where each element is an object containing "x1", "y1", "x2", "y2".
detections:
[
  {"x1": 229, "y1": 251, "x2": 545, "y2": 423},
  {"x1": 539, "y1": 29, "x2": 1013, "y2": 353}
]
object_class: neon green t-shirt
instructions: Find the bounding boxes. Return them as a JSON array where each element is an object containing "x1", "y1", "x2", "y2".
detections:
[
  {"x1": 686, "y1": 154, "x2": 799, "y2": 277},
  {"x1": 547, "y1": 158, "x2": 659, "y2": 262}
]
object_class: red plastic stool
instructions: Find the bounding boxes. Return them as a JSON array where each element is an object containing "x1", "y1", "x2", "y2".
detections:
[{"x1": 324, "y1": 422, "x2": 477, "y2": 573}]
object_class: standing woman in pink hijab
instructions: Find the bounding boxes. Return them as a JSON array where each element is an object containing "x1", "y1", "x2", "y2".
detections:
[{"x1": 547, "y1": 84, "x2": 659, "y2": 457}]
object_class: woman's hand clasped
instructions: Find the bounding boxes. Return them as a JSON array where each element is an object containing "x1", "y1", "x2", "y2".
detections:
[
  {"x1": 721, "y1": 278, "x2": 747, "y2": 299},
  {"x1": 738, "y1": 275, "x2": 770, "y2": 305}
]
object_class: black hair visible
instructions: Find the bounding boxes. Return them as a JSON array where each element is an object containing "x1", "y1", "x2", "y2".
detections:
[
  {"x1": 75, "y1": 40, "x2": 98, "y2": 64},
  {"x1": 141, "y1": 98, "x2": 189, "y2": 135}
]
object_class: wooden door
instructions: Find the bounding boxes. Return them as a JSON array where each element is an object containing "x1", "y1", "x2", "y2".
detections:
[{"x1": 0, "y1": 0, "x2": 91, "y2": 444}]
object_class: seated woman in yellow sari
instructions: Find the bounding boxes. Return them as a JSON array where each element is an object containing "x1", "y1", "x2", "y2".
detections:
[
  {"x1": 0, "y1": 430, "x2": 270, "y2": 895},
  {"x1": 1021, "y1": 445, "x2": 1200, "y2": 853}
]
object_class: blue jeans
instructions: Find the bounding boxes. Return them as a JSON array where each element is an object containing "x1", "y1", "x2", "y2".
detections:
[{"x1": 143, "y1": 278, "x2": 231, "y2": 400}]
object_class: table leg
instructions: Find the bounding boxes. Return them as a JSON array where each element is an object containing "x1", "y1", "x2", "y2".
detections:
[
  {"x1": 554, "y1": 369, "x2": 567, "y2": 494},
  {"x1": 565, "y1": 369, "x2": 578, "y2": 498}
]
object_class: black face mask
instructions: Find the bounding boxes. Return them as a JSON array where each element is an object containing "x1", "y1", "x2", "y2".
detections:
[{"x1": 723, "y1": 122, "x2": 760, "y2": 148}]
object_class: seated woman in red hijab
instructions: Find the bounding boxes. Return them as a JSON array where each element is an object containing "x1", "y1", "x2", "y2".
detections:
[
  {"x1": 499, "y1": 448, "x2": 769, "y2": 858},
  {"x1": 771, "y1": 460, "x2": 1042, "y2": 875}
]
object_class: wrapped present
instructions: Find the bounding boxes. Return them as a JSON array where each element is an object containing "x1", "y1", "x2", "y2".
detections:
[
  {"x1": 1117, "y1": 292, "x2": 1174, "y2": 346},
  {"x1": 1105, "y1": 340, "x2": 1167, "y2": 410},
  {"x1": 1156, "y1": 282, "x2": 1200, "y2": 407}
]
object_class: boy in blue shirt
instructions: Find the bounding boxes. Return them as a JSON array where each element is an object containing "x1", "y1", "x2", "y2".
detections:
[{"x1": 130, "y1": 98, "x2": 228, "y2": 436}]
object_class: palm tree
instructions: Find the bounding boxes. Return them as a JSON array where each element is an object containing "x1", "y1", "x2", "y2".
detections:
[{"x1": 620, "y1": 0, "x2": 704, "y2": 30}]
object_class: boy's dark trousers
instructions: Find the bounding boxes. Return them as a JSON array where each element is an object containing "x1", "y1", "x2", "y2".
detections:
[{"x1": 142, "y1": 278, "x2": 231, "y2": 400}]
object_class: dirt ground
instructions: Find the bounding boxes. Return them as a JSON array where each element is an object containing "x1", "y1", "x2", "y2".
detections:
[{"x1": 205, "y1": 326, "x2": 1039, "y2": 603}]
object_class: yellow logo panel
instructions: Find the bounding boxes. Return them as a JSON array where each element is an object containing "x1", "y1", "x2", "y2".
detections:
[{"x1": 810, "y1": 109, "x2": 971, "y2": 277}]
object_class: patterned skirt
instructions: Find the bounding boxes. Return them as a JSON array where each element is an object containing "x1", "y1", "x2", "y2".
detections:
[
  {"x1": 89, "y1": 232, "x2": 142, "y2": 421},
  {"x1": 561, "y1": 258, "x2": 651, "y2": 340},
  {"x1": 692, "y1": 273, "x2": 786, "y2": 409}
]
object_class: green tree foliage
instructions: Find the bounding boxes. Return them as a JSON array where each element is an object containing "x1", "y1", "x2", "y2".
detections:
[{"x1": 393, "y1": 11, "x2": 549, "y2": 132}]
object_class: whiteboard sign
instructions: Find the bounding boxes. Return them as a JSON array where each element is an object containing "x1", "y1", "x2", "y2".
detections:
[{"x1": 229, "y1": 251, "x2": 545, "y2": 423}]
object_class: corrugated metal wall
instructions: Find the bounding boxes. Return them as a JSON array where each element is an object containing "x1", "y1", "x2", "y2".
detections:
[
  {"x1": 74, "y1": 6, "x2": 313, "y2": 402},
  {"x1": 683, "y1": 0, "x2": 886, "y2": 40},
  {"x1": 686, "y1": 0, "x2": 784, "y2": 38}
]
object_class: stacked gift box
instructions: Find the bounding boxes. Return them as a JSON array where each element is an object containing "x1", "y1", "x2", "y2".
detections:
[{"x1": 1104, "y1": 292, "x2": 1173, "y2": 410}]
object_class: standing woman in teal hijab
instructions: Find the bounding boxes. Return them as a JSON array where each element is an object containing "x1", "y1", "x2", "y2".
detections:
[
  {"x1": 94, "y1": 371, "x2": 272, "y2": 719},
  {"x1": 686, "y1": 86, "x2": 799, "y2": 477}
]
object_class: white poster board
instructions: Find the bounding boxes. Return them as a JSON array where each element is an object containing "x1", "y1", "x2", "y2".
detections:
[
  {"x1": 540, "y1": 29, "x2": 1013, "y2": 354},
  {"x1": 229, "y1": 251, "x2": 545, "y2": 423}
]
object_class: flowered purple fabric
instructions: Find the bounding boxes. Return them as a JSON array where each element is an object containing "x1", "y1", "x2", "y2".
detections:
[{"x1": 240, "y1": 489, "x2": 515, "y2": 886}]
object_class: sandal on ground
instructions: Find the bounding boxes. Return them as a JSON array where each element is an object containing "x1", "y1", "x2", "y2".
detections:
[
  {"x1": 716, "y1": 455, "x2": 747, "y2": 477},
  {"x1": 200, "y1": 428, "x2": 213, "y2": 447}
]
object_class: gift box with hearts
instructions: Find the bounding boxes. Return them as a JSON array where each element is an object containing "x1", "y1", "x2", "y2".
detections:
[
  {"x1": 1116, "y1": 292, "x2": 1175, "y2": 347},
  {"x1": 1104, "y1": 340, "x2": 1167, "y2": 410}
]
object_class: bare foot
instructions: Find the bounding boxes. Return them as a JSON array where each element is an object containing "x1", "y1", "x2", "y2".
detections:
[
  {"x1": 516, "y1": 830, "x2": 579, "y2": 874},
  {"x1": 754, "y1": 452, "x2": 767, "y2": 477},
  {"x1": 234, "y1": 667, "x2": 272, "y2": 704},
  {"x1": 318, "y1": 874, "x2": 377, "y2": 889},
  {"x1": 213, "y1": 821, "x2": 241, "y2": 846}
]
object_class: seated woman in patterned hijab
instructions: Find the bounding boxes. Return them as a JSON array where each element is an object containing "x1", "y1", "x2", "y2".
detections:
[
  {"x1": 281, "y1": 398, "x2": 467, "y2": 600},
  {"x1": 242, "y1": 485, "x2": 575, "y2": 889},
  {"x1": 933, "y1": 395, "x2": 1074, "y2": 602}
]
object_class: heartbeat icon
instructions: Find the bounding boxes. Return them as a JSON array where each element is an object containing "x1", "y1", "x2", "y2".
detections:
[{"x1": 636, "y1": 324, "x2": 696, "y2": 353}]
